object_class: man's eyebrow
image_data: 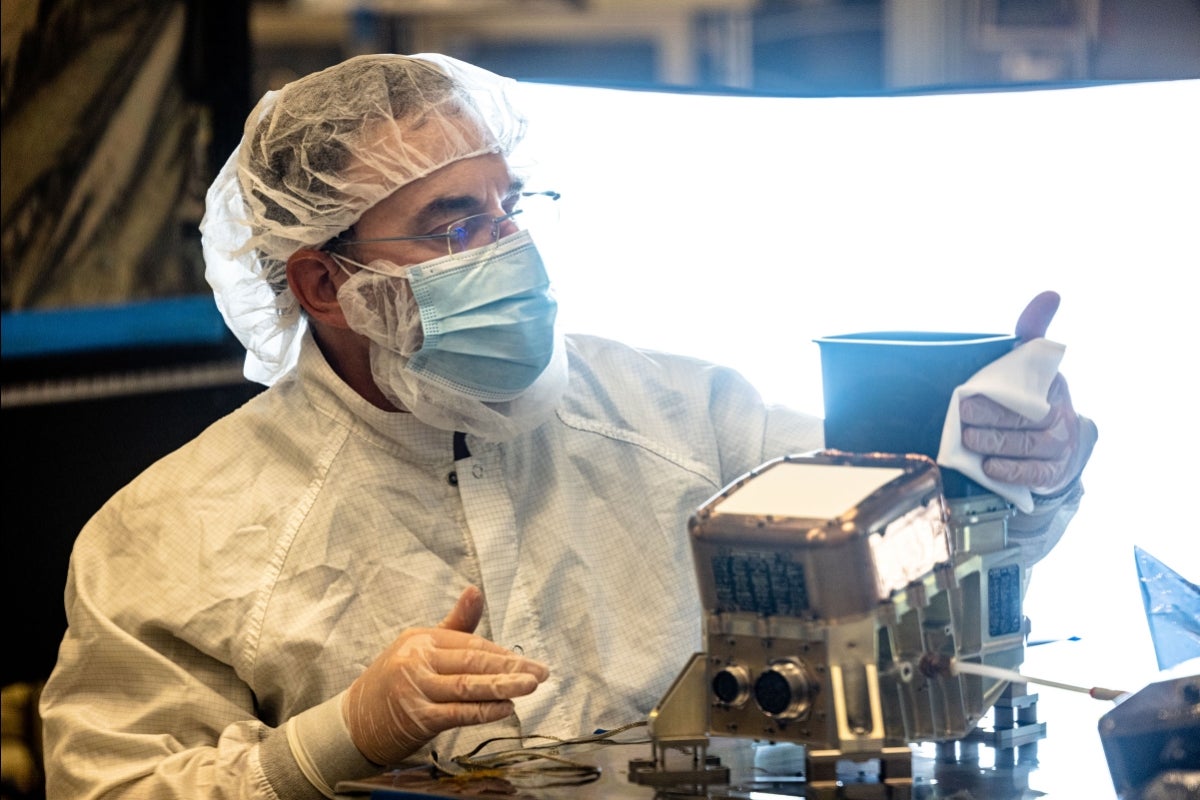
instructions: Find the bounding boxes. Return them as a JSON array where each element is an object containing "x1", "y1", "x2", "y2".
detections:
[
  {"x1": 412, "y1": 195, "x2": 483, "y2": 232},
  {"x1": 411, "y1": 177, "x2": 528, "y2": 232}
]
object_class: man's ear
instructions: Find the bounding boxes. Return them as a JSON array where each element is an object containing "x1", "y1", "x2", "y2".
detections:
[{"x1": 286, "y1": 249, "x2": 350, "y2": 328}]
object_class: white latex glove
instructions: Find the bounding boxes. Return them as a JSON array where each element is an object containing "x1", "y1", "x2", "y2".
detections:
[
  {"x1": 959, "y1": 291, "x2": 1097, "y2": 496},
  {"x1": 343, "y1": 585, "x2": 550, "y2": 766}
]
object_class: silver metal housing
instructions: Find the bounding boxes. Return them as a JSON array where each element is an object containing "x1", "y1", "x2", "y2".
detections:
[{"x1": 645, "y1": 451, "x2": 1027, "y2": 783}]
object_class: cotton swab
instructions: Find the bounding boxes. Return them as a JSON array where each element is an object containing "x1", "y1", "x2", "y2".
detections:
[{"x1": 949, "y1": 658, "x2": 1128, "y2": 701}]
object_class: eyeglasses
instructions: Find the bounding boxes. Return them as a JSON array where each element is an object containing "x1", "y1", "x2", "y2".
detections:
[{"x1": 327, "y1": 190, "x2": 560, "y2": 256}]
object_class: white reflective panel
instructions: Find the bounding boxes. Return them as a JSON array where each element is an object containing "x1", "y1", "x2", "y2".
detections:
[{"x1": 714, "y1": 462, "x2": 904, "y2": 521}]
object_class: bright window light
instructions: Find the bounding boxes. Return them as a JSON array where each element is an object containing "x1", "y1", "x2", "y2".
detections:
[{"x1": 516, "y1": 78, "x2": 1200, "y2": 687}]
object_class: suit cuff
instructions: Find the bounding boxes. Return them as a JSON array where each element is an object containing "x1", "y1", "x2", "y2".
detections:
[{"x1": 284, "y1": 690, "x2": 381, "y2": 799}]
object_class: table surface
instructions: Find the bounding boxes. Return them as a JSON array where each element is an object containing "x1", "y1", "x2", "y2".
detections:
[{"x1": 337, "y1": 678, "x2": 1125, "y2": 799}]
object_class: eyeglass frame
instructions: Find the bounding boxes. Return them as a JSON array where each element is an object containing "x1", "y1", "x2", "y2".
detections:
[{"x1": 324, "y1": 190, "x2": 560, "y2": 257}]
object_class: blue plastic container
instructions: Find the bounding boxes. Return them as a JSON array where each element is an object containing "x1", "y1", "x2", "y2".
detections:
[{"x1": 815, "y1": 331, "x2": 1017, "y2": 497}]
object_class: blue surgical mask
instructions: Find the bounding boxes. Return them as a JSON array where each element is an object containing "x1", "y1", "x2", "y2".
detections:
[{"x1": 336, "y1": 230, "x2": 558, "y2": 403}]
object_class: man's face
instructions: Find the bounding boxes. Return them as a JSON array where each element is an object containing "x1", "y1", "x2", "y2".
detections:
[{"x1": 344, "y1": 152, "x2": 524, "y2": 269}]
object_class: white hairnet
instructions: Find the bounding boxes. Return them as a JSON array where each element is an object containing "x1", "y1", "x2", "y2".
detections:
[{"x1": 200, "y1": 53, "x2": 527, "y2": 384}]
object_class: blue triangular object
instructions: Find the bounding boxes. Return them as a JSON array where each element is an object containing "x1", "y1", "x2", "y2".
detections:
[{"x1": 1134, "y1": 546, "x2": 1200, "y2": 671}]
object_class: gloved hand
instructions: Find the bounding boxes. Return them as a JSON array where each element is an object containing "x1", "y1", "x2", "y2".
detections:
[
  {"x1": 343, "y1": 585, "x2": 550, "y2": 766},
  {"x1": 960, "y1": 291, "x2": 1098, "y2": 496}
]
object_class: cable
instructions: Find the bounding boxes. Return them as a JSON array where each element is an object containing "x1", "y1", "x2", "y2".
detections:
[{"x1": 420, "y1": 719, "x2": 651, "y2": 789}]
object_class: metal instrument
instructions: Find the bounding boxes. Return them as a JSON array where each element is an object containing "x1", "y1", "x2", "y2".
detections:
[{"x1": 632, "y1": 450, "x2": 1039, "y2": 798}]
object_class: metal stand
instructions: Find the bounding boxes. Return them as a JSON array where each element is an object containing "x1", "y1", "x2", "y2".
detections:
[
  {"x1": 933, "y1": 683, "x2": 1045, "y2": 797},
  {"x1": 627, "y1": 736, "x2": 730, "y2": 788},
  {"x1": 628, "y1": 654, "x2": 731, "y2": 789},
  {"x1": 964, "y1": 683, "x2": 1047, "y2": 760},
  {"x1": 806, "y1": 745, "x2": 914, "y2": 799}
]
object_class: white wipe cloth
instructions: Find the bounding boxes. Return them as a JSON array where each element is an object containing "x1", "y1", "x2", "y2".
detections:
[{"x1": 937, "y1": 338, "x2": 1066, "y2": 513}]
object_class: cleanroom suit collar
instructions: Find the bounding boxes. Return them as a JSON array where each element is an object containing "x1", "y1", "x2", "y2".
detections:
[{"x1": 293, "y1": 329, "x2": 480, "y2": 464}]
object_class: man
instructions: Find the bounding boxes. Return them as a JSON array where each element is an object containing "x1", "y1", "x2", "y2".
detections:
[{"x1": 39, "y1": 54, "x2": 1096, "y2": 799}]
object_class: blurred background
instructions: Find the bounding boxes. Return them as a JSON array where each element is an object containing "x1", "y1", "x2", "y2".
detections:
[{"x1": 2, "y1": 2, "x2": 1198, "y2": 795}]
